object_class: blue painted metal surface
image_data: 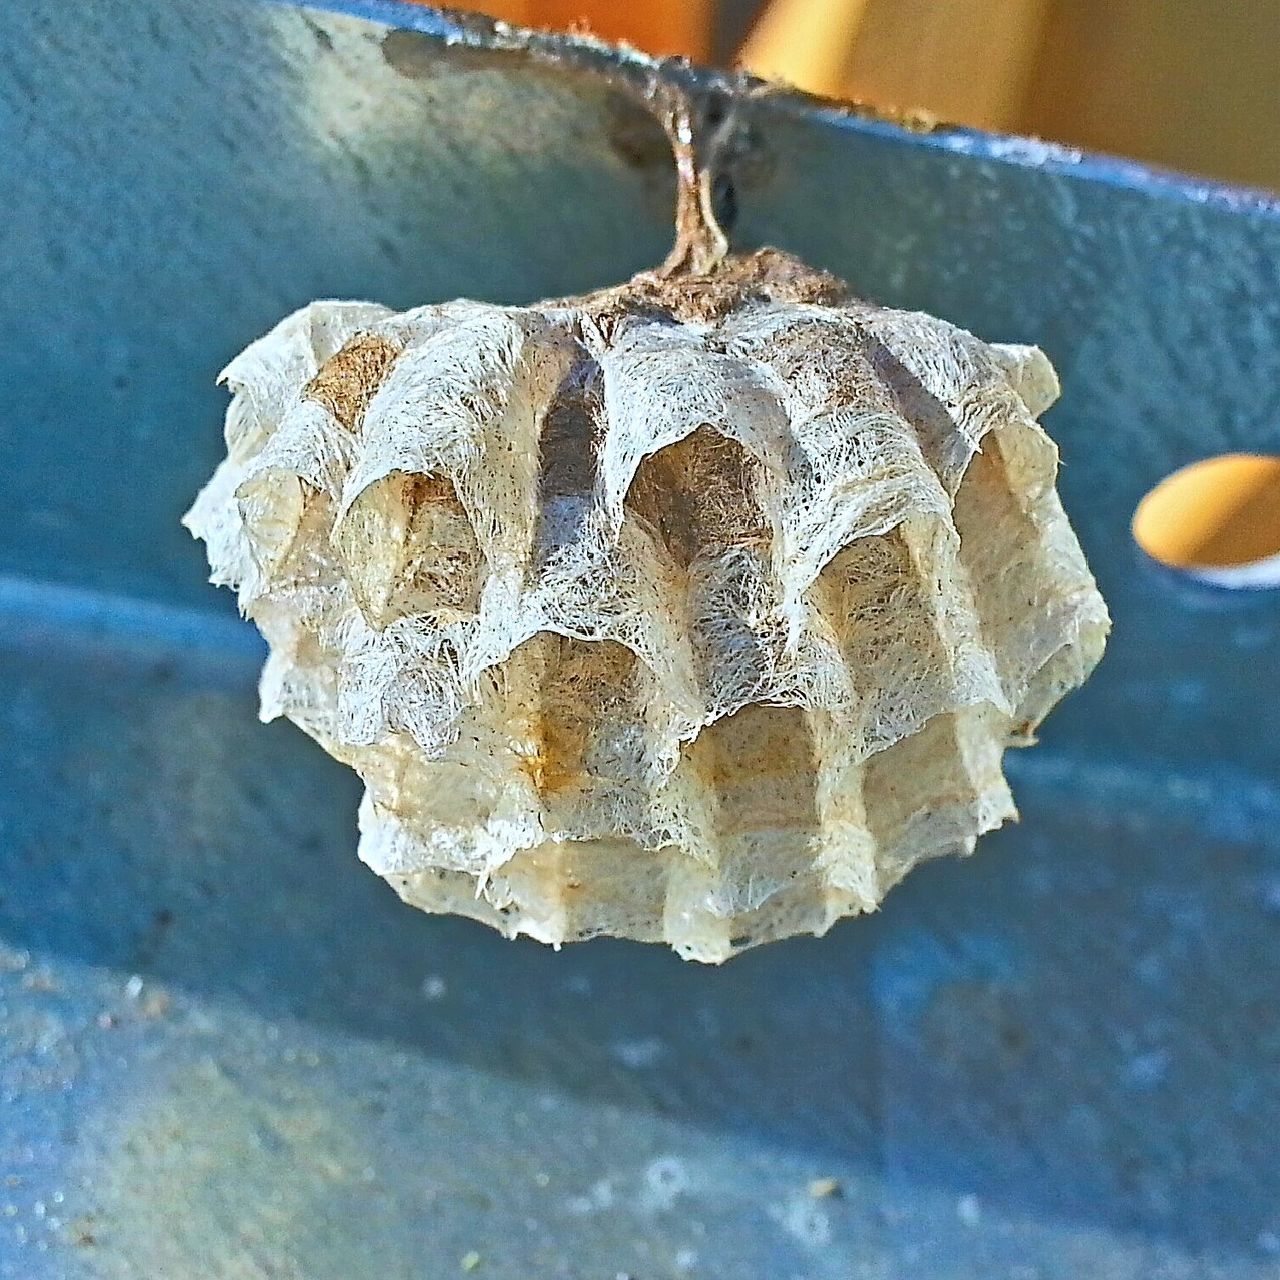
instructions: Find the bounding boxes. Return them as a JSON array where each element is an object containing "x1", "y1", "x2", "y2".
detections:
[{"x1": 2, "y1": 2, "x2": 1279, "y2": 1276}]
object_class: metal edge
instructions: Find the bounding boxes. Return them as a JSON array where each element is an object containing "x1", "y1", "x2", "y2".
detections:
[{"x1": 304, "y1": 0, "x2": 1280, "y2": 220}]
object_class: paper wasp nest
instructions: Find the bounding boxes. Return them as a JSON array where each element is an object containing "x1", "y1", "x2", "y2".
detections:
[{"x1": 186, "y1": 128, "x2": 1106, "y2": 960}]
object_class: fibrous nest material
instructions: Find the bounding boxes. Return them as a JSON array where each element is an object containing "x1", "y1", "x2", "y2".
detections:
[{"x1": 185, "y1": 99, "x2": 1107, "y2": 962}]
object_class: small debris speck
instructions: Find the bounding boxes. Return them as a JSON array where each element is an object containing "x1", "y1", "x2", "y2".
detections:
[
  {"x1": 567, "y1": 1178, "x2": 613, "y2": 1215},
  {"x1": 460, "y1": 1250, "x2": 481, "y2": 1272},
  {"x1": 644, "y1": 1156, "x2": 689, "y2": 1210},
  {"x1": 957, "y1": 1194, "x2": 981, "y2": 1227},
  {"x1": 808, "y1": 1176, "x2": 841, "y2": 1199},
  {"x1": 140, "y1": 991, "x2": 171, "y2": 1020},
  {"x1": 773, "y1": 1195, "x2": 832, "y2": 1247},
  {"x1": 1126, "y1": 1048, "x2": 1171, "y2": 1089},
  {"x1": 124, "y1": 975, "x2": 144, "y2": 1000},
  {"x1": 611, "y1": 1036, "x2": 666, "y2": 1069},
  {"x1": 421, "y1": 975, "x2": 447, "y2": 1001}
]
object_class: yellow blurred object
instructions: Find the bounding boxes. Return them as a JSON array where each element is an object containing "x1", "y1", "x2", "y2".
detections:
[
  {"x1": 1023, "y1": 0, "x2": 1280, "y2": 192},
  {"x1": 737, "y1": 0, "x2": 871, "y2": 99},
  {"x1": 739, "y1": 0, "x2": 1047, "y2": 130},
  {"x1": 454, "y1": 0, "x2": 712, "y2": 59},
  {"x1": 1133, "y1": 454, "x2": 1280, "y2": 573},
  {"x1": 843, "y1": 0, "x2": 1049, "y2": 131}
]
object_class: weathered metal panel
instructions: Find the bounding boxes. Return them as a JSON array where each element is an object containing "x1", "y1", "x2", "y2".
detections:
[{"x1": 2, "y1": 2, "x2": 1279, "y2": 1276}]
